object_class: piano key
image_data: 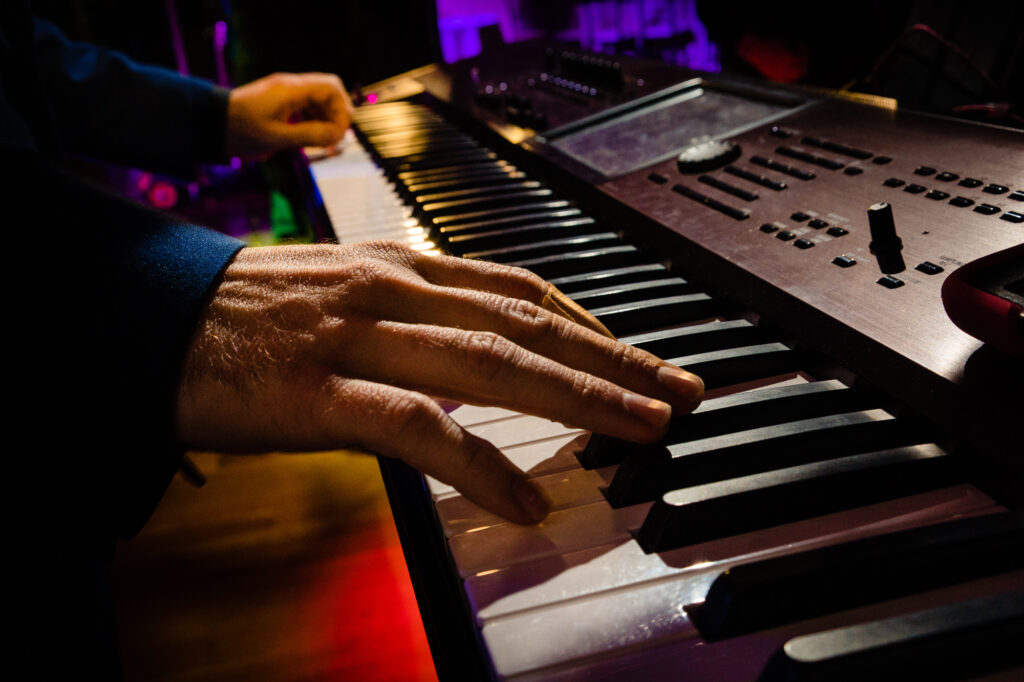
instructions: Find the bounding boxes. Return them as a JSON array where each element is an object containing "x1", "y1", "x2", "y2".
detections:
[
  {"x1": 419, "y1": 189, "x2": 556, "y2": 218},
  {"x1": 758, "y1": 590, "x2": 1024, "y2": 682},
  {"x1": 548, "y1": 263, "x2": 673, "y2": 294},
  {"x1": 429, "y1": 199, "x2": 573, "y2": 228},
  {"x1": 509, "y1": 244, "x2": 642, "y2": 279},
  {"x1": 636, "y1": 443, "x2": 961, "y2": 552},
  {"x1": 620, "y1": 319, "x2": 765, "y2": 359},
  {"x1": 606, "y1": 409, "x2": 919, "y2": 506},
  {"x1": 667, "y1": 342, "x2": 800, "y2": 389},
  {"x1": 397, "y1": 160, "x2": 512, "y2": 183},
  {"x1": 689, "y1": 510, "x2": 1024, "y2": 641},
  {"x1": 464, "y1": 413, "x2": 581, "y2": 450},
  {"x1": 413, "y1": 180, "x2": 543, "y2": 204},
  {"x1": 570, "y1": 277, "x2": 697, "y2": 309},
  {"x1": 403, "y1": 170, "x2": 527, "y2": 194},
  {"x1": 463, "y1": 232, "x2": 621, "y2": 262},
  {"x1": 443, "y1": 218, "x2": 599, "y2": 254},
  {"x1": 590, "y1": 293, "x2": 718, "y2": 336},
  {"x1": 437, "y1": 208, "x2": 584, "y2": 236},
  {"x1": 393, "y1": 149, "x2": 497, "y2": 172}
]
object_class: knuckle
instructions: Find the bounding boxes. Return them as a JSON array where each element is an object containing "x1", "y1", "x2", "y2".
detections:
[
  {"x1": 569, "y1": 370, "x2": 600, "y2": 402},
  {"x1": 500, "y1": 296, "x2": 555, "y2": 340},
  {"x1": 382, "y1": 391, "x2": 437, "y2": 435},
  {"x1": 462, "y1": 330, "x2": 518, "y2": 382}
]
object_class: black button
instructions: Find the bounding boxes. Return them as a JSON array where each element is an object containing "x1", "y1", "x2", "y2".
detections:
[
  {"x1": 808, "y1": 219, "x2": 828, "y2": 229},
  {"x1": 843, "y1": 167, "x2": 864, "y2": 175},
  {"x1": 872, "y1": 156, "x2": 892, "y2": 165},
  {"x1": 935, "y1": 171, "x2": 959, "y2": 182},
  {"x1": 974, "y1": 203, "x2": 1001, "y2": 215},
  {"x1": 648, "y1": 173, "x2": 668, "y2": 184},
  {"x1": 794, "y1": 238, "x2": 815, "y2": 249},
  {"x1": 949, "y1": 196, "x2": 975, "y2": 207},
  {"x1": 925, "y1": 190, "x2": 950, "y2": 200},
  {"x1": 914, "y1": 166, "x2": 936, "y2": 176},
  {"x1": 903, "y1": 184, "x2": 926, "y2": 194},
  {"x1": 791, "y1": 211, "x2": 810, "y2": 222},
  {"x1": 915, "y1": 261, "x2": 944, "y2": 275},
  {"x1": 883, "y1": 177, "x2": 905, "y2": 187},
  {"x1": 958, "y1": 177, "x2": 983, "y2": 188},
  {"x1": 1009, "y1": 191, "x2": 1024, "y2": 201},
  {"x1": 832, "y1": 255, "x2": 856, "y2": 268},
  {"x1": 776, "y1": 230, "x2": 796, "y2": 241},
  {"x1": 877, "y1": 275, "x2": 905, "y2": 289},
  {"x1": 1001, "y1": 211, "x2": 1024, "y2": 223},
  {"x1": 760, "y1": 223, "x2": 779, "y2": 233},
  {"x1": 826, "y1": 226, "x2": 849, "y2": 237},
  {"x1": 983, "y1": 184, "x2": 1009, "y2": 194}
]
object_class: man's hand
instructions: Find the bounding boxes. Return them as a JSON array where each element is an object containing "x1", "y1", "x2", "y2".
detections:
[
  {"x1": 226, "y1": 72, "x2": 355, "y2": 159},
  {"x1": 176, "y1": 242, "x2": 704, "y2": 525}
]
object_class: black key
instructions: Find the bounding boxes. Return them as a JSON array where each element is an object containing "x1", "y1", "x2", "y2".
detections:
[
  {"x1": 758, "y1": 591, "x2": 1024, "y2": 682},
  {"x1": 637, "y1": 443, "x2": 958, "y2": 552},
  {"x1": 403, "y1": 170, "x2": 526, "y2": 194},
  {"x1": 423, "y1": 189, "x2": 561, "y2": 219},
  {"x1": 428, "y1": 199, "x2": 569, "y2": 226},
  {"x1": 606, "y1": 408, "x2": 914, "y2": 506},
  {"x1": 437, "y1": 208, "x2": 582, "y2": 235},
  {"x1": 510, "y1": 245, "x2": 641, "y2": 279},
  {"x1": 464, "y1": 233, "x2": 620, "y2": 263},
  {"x1": 620, "y1": 319, "x2": 764, "y2": 359},
  {"x1": 549, "y1": 264, "x2": 672, "y2": 294},
  {"x1": 691, "y1": 510, "x2": 1024, "y2": 639},
  {"x1": 397, "y1": 160, "x2": 511, "y2": 183},
  {"x1": 444, "y1": 219, "x2": 598, "y2": 254},
  {"x1": 591, "y1": 293, "x2": 717, "y2": 336},
  {"x1": 582, "y1": 379, "x2": 860, "y2": 469},
  {"x1": 666, "y1": 343, "x2": 799, "y2": 390},
  {"x1": 414, "y1": 181, "x2": 543, "y2": 204},
  {"x1": 571, "y1": 278, "x2": 696, "y2": 309},
  {"x1": 394, "y1": 149, "x2": 497, "y2": 173}
]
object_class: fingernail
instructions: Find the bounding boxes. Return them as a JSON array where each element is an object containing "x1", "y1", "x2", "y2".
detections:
[
  {"x1": 514, "y1": 479, "x2": 551, "y2": 523},
  {"x1": 657, "y1": 365, "x2": 705, "y2": 402},
  {"x1": 623, "y1": 392, "x2": 672, "y2": 429}
]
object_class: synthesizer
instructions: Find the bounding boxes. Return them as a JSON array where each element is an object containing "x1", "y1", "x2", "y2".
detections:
[{"x1": 307, "y1": 43, "x2": 1023, "y2": 680}]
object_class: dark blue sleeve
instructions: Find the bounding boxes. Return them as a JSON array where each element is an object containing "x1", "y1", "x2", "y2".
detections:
[{"x1": 32, "y1": 17, "x2": 231, "y2": 178}]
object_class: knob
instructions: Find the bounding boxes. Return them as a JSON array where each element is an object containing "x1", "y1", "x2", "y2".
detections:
[
  {"x1": 676, "y1": 139, "x2": 741, "y2": 174},
  {"x1": 868, "y1": 202, "x2": 906, "y2": 274}
]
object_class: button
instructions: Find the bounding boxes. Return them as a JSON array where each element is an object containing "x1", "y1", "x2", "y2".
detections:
[
  {"x1": 832, "y1": 255, "x2": 856, "y2": 267},
  {"x1": 983, "y1": 184, "x2": 1009, "y2": 194},
  {"x1": 958, "y1": 177, "x2": 983, "y2": 188},
  {"x1": 949, "y1": 196, "x2": 975, "y2": 207},
  {"x1": 724, "y1": 165, "x2": 787, "y2": 191},
  {"x1": 794, "y1": 238, "x2": 815, "y2": 249},
  {"x1": 915, "y1": 262, "x2": 944, "y2": 275},
  {"x1": 878, "y1": 275, "x2": 905, "y2": 289},
  {"x1": 770, "y1": 126, "x2": 794, "y2": 138},
  {"x1": 698, "y1": 175, "x2": 759, "y2": 201},
  {"x1": 903, "y1": 184, "x2": 926, "y2": 194},
  {"x1": 914, "y1": 166, "x2": 936, "y2": 176},
  {"x1": 776, "y1": 230, "x2": 796, "y2": 241},
  {"x1": 791, "y1": 211, "x2": 810, "y2": 221},
  {"x1": 883, "y1": 177, "x2": 905, "y2": 187},
  {"x1": 647, "y1": 173, "x2": 668, "y2": 184},
  {"x1": 808, "y1": 218, "x2": 828, "y2": 229},
  {"x1": 843, "y1": 167, "x2": 864, "y2": 176},
  {"x1": 974, "y1": 203, "x2": 1000, "y2": 215},
  {"x1": 1009, "y1": 191, "x2": 1024, "y2": 201},
  {"x1": 935, "y1": 171, "x2": 959, "y2": 182},
  {"x1": 1001, "y1": 211, "x2": 1024, "y2": 223},
  {"x1": 826, "y1": 226, "x2": 849, "y2": 237},
  {"x1": 760, "y1": 223, "x2": 779, "y2": 233},
  {"x1": 925, "y1": 190, "x2": 950, "y2": 200},
  {"x1": 872, "y1": 156, "x2": 893, "y2": 164}
]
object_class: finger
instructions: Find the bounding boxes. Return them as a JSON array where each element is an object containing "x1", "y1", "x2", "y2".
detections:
[
  {"x1": 413, "y1": 254, "x2": 613, "y2": 336},
  {"x1": 322, "y1": 320, "x2": 675, "y2": 444},
  {"x1": 269, "y1": 119, "x2": 347, "y2": 148},
  {"x1": 350, "y1": 280, "x2": 703, "y2": 413},
  {"x1": 319, "y1": 377, "x2": 550, "y2": 525}
]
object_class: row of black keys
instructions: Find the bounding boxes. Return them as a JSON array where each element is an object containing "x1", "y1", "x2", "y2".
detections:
[{"x1": 351, "y1": 102, "x2": 1024, "y2": 680}]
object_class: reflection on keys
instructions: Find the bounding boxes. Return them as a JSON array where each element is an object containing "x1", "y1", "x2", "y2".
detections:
[{"x1": 308, "y1": 101, "x2": 1024, "y2": 681}]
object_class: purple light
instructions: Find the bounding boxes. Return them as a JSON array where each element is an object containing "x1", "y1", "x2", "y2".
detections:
[
  {"x1": 214, "y1": 21, "x2": 228, "y2": 48},
  {"x1": 367, "y1": 93, "x2": 379, "y2": 104},
  {"x1": 230, "y1": 156, "x2": 242, "y2": 169}
]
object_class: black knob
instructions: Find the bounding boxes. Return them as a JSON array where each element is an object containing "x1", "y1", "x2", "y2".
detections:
[
  {"x1": 868, "y1": 202, "x2": 906, "y2": 274},
  {"x1": 676, "y1": 139, "x2": 741, "y2": 174}
]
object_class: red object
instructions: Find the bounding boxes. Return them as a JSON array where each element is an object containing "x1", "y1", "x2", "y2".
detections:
[
  {"x1": 736, "y1": 33, "x2": 809, "y2": 83},
  {"x1": 941, "y1": 243, "x2": 1024, "y2": 358}
]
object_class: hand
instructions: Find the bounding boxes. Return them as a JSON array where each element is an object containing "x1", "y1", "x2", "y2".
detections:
[
  {"x1": 176, "y1": 242, "x2": 704, "y2": 525},
  {"x1": 225, "y1": 72, "x2": 355, "y2": 158}
]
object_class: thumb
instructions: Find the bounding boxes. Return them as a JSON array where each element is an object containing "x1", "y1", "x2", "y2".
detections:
[{"x1": 269, "y1": 119, "x2": 346, "y2": 149}]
